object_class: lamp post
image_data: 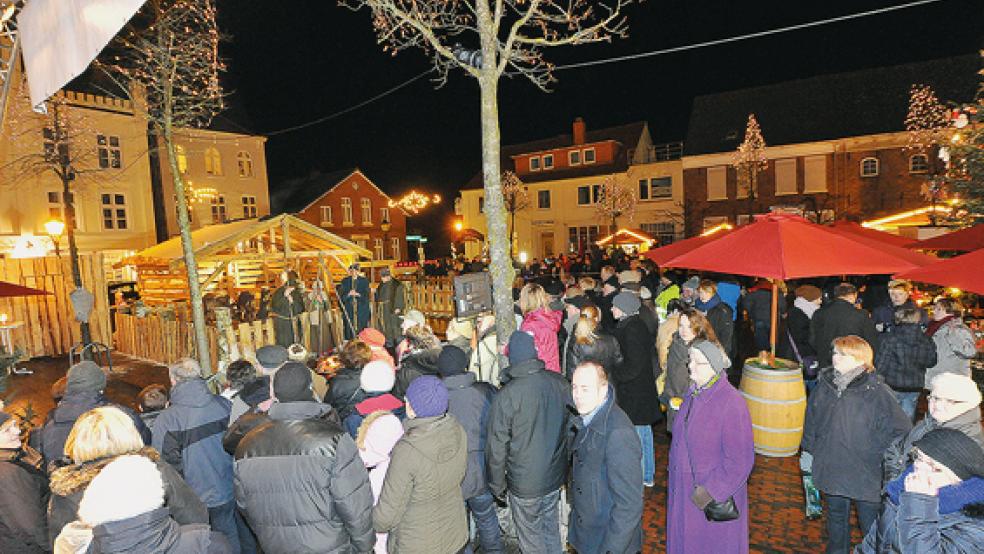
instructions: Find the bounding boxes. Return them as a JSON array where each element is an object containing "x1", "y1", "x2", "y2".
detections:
[
  {"x1": 452, "y1": 219, "x2": 463, "y2": 258},
  {"x1": 380, "y1": 215, "x2": 392, "y2": 260},
  {"x1": 44, "y1": 218, "x2": 65, "y2": 257}
]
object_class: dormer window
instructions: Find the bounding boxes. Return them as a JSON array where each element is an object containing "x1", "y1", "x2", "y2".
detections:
[
  {"x1": 542, "y1": 154, "x2": 554, "y2": 169},
  {"x1": 583, "y1": 148, "x2": 596, "y2": 164},
  {"x1": 569, "y1": 150, "x2": 581, "y2": 166},
  {"x1": 530, "y1": 156, "x2": 541, "y2": 171}
]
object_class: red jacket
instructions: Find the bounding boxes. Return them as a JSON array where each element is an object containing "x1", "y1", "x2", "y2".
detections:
[{"x1": 520, "y1": 308, "x2": 563, "y2": 373}]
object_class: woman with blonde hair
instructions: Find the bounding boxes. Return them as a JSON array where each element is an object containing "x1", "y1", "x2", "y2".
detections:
[
  {"x1": 519, "y1": 283, "x2": 563, "y2": 373},
  {"x1": 663, "y1": 306, "x2": 720, "y2": 431},
  {"x1": 801, "y1": 335, "x2": 911, "y2": 553},
  {"x1": 46, "y1": 406, "x2": 208, "y2": 546},
  {"x1": 564, "y1": 304, "x2": 623, "y2": 380},
  {"x1": 393, "y1": 324, "x2": 443, "y2": 397}
]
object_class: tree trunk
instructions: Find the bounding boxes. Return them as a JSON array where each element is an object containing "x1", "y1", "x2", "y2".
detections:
[
  {"x1": 509, "y1": 208, "x2": 515, "y2": 258},
  {"x1": 61, "y1": 174, "x2": 92, "y2": 349}
]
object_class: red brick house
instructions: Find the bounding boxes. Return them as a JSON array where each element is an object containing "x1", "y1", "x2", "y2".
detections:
[{"x1": 271, "y1": 168, "x2": 408, "y2": 260}]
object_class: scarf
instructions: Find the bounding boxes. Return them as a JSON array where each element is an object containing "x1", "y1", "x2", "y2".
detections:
[
  {"x1": 926, "y1": 314, "x2": 957, "y2": 337},
  {"x1": 794, "y1": 296, "x2": 820, "y2": 319},
  {"x1": 887, "y1": 465, "x2": 984, "y2": 515},
  {"x1": 833, "y1": 366, "x2": 865, "y2": 393},
  {"x1": 694, "y1": 294, "x2": 722, "y2": 313}
]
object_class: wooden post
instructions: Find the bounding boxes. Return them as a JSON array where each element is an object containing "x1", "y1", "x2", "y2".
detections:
[{"x1": 770, "y1": 279, "x2": 779, "y2": 359}]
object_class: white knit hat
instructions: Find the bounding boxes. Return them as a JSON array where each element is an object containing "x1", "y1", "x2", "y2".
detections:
[
  {"x1": 931, "y1": 373, "x2": 983, "y2": 406},
  {"x1": 360, "y1": 360, "x2": 396, "y2": 393},
  {"x1": 78, "y1": 455, "x2": 164, "y2": 526}
]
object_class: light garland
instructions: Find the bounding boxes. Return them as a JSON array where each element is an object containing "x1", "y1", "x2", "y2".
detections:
[
  {"x1": 387, "y1": 190, "x2": 441, "y2": 214},
  {"x1": 732, "y1": 113, "x2": 768, "y2": 198},
  {"x1": 595, "y1": 175, "x2": 635, "y2": 227}
]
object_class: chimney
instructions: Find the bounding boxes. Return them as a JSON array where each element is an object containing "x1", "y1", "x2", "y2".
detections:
[{"x1": 572, "y1": 117, "x2": 586, "y2": 145}]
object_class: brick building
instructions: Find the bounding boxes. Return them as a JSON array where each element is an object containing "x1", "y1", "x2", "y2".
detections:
[{"x1": 272, "y1": 168, "x2": 407, "y2": 261}]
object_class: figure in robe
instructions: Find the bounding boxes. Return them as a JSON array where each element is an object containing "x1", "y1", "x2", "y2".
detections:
[
  {"x1": 337, "y1": 263, "x2": 370, "y2": 339},
  {"x1": 374, "y1": 267, "x2": 406, "y2": 347},
  {"x1": 270, "y1": 270, "x2": 304, "y2": 347}
]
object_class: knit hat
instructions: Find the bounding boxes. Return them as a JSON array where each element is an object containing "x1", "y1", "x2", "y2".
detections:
[
  {"x1": 66, "y1": 361, "x2": 106, "y2": 394},
  {"x1": 543, "y1": 280, "x2": 565, "y2": 297},
  {"x1": 930, "y1": 374, "x2": 983, "y2": 406},
  {"x1": 360, "y1": 360, "x2": 396, "y2": 393},
  {"x1": 256, "y1": 345, "x2": 289, "y2": 371},
  {"x1": 273, "y1": 361, "x2": 313, "y2": 402},
  {"x1": 795, "y1": 285, "x2": 822, "y2": 303},
  {"x1": 564, "y1": 295, "x2": 590, "y2": 310},
  {"x1": 612, "y1": 291, "x2": 641, "y2": 316},
  {"x1": 507, "y1": 330, "x2": 538, "y2": 366},
  {"x1": 359, "y1": 412, "x2": 404, "y2": 467},
  {"x1": 437, "y1": 345, "x2": 469, "y2": 377},
  {"x1": 239, "y1": 375, "x2": 271, "y2": 407},
  {"x1": 691, "y1": 339, "x2": 731, "y2": 372},
  {"x1": 401, "y1": 309, "x2": 426, "y2": 327},
  {"x1": 682, "y1": 276, "x2": 700, "y2": 291},
  {"x1": 405, "y1": 375, "x2": 448, "y2": 418},
  {"x1": 618, "y1": 270, "x2": 641, "y2": 284},
  {"x1": 913, "y1": 428, "x2": 984, "y2": 480},
  {"x1": 445, "y1": 318, "x2": 474, "y2": 342},
  {"x1": 358, "y1": 328, "x2": 387, "y2": 348},
  {"x1": 78, "y1": 455, "x2": 164, "y2": 526}
]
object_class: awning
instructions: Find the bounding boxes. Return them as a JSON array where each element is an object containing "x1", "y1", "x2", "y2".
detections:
[
  {"x1": 596, "y1": 228, "x2": 655, "y2": 247},
  {"x1": 907, "y1": 224, "x2": 984, "y2": 252},
  {"x1": 896, "y1": 247, "x2": 984, "y2": 295}
]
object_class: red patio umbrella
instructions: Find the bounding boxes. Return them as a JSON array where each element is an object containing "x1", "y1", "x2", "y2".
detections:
[
  {"x1": 907, "y1": 224, "x2": 984, "y2": 252},
  {"x1": 825, "y1": 225, "x2": 938, "y2": 267},
  {"x1": 643, "y1": 227, "x2": 733, "y2": 266},
  {"x1": 828, "y1": 220, "x2": 916, "y2": 248},
  {"x1": 895, "y1": 247, "x2": 984, "y2": 295},
  {"x1": 0, "y1": 280, "x2": 51, "y2": 298}
]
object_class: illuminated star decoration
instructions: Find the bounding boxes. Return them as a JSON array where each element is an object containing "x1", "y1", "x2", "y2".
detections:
[{"x1": 388, "y1": 190, "x2": 441, "y2": 214}]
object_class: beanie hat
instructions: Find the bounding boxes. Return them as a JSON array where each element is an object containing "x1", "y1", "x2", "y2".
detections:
[
  {"x1": 358, "y1": 328, "x2": 387, "y2": 348},
  {"x1": 358, "y1": 412, "x2": 404, "y2": 467},
  {"x1": 405, "y1": 375, "x2": 448, "y2": 418},
  {"x1": 66, "y1": 361, "x2": 106, "y2": 394},
  {"x1": 507, "y1": 330, "x2": 538, "y2": 366},
  {"x1": 401, "y1": 309, "x2": 426, "y2": 328},
  {"x1": 682, "y1": 276, "x2": 700, "y2": 291},
  {"x1": 795, "y1": 285, "x2": 822, "y2": 303},
  {"x1": 437, "y1": 345, "x2": 469, "y2": 377},
  {"x1": 239, "y1": 375, "x2": 271, "y2": 408},
  {"x1": 445, "y1": 318, "x2": 474, "y2": 341},
  {"x1": 691, "y1": 339, "x2": 732, "y2": 373},
  {"x1": 543, "y1": 280, "x2": 565, "y2": 297},
  {"x1": 256, "y1": 345, "x2": 289, "y2": 371},
  {"x1": 360, "y1": 360, "x2": 396, "y2": 393},
  {"x1": 78, "y1": 455, "x2": 164, "y2": 526},
  {"x1": 913, "y1": 428, "x2": 984, "y2": 480},
  {"x1": 930, "y1": 374, "x2": 982, "y2": 406},
  {"x1": 612, "y1": 291, "x2": 641, "y2": 316},
  {"x1": 273, "y1": 361, "x2": 313, "y2": 402}
]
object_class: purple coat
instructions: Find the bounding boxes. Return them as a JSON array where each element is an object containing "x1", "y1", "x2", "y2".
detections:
[{"x1": 667, "y1": 374, "x2": 754, "y2": 554}]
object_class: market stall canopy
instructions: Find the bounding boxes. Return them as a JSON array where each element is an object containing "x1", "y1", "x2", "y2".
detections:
[
  {"x1": 643, "y1": 226, "x2": 733, "y2": 266},
  {"x1": 459, "y1": 228, "x2": 485, "y2": 242},
  {"x1": 596, "y1": 228, "x2": 655, "y2": 247},
  {"x1": 0, "y1": 280, "x2": 51, "y2": 298},
  {"x1": 825, "y1": 224, "x2": 937, "y2": 267},
  {"x1": 907, "y1": 224, "x2": 984, "y2": 252},
  {"x1": 896, "y1": 247, "x2": 984, "y2": 295},
  {"x1": 662, "y1": 213, "x2": 925, "y2": 280},
  {"x1": 828, "y1": 220, "x2": 915, "y2": 248}
]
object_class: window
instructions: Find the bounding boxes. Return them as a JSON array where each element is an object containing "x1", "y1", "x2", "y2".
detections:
[
  {"x1": 101, "y1": 193, "x2": 127, "y2": 230},
  {"x1": 707, "y1": 166, "x2": 727, "y2": 200},
  {"x1": 703, "y1": 216, "x2": 729, "y2": 232},
  {"x1": 641, "y1": 222, "x2": 676, "y2": 246},
  {"x1": 478, "y1": 197, "x2": 484, "y2": 213},
  {"x1": 569, "y1": 150, "x2": 581, "y2": 166},
  {"x1": 860, "y1": 157, "x2": 879, "y2": 177},
  {"x1": 374, "y1": 238, "x2": 384, "y2": 260},
  {"x1": 909, "y1": 154, "x2": 929, "y2": 174},
  {"x1": 639, "y1": 177, "x2": 672, "y2": 200},
  {"x1": 211, "y1": 195, "x2": 227, "y2": 223},
  {"x1": 361, "y1": 198, "x2": 372, "y2": 224},
  {"x1": 342, "y1": 198, "x2": 353, "y2": 224},
  {"x1": 568, "y1": 226, "x2": 600, "y2": 251},
  {"x1": 320, "y1": 206, "x2": 333, "y2": 225},
  {"x1": 46, "y1": 191, "x2": 72, "y2": 220},
  {"x1": 97, "y1": 134, "x2": 122, "y2": 169},
  {"x1": 237, "y1": 151, "x2": 253, "y2": 177},
  {"x1": 583, "y1": 148, "x2": 596, "y2": 164},
  {"x1": 775, "y1": 158, "x2": 797, "y2": 195},
  {"x1": 804, "y1": 156, "x2": 827, "y2": 192},
  {"x1": 577, "y1": 184, "x2": 601, "y2": 205},
  {"x1": 537, "y1": 190, "x2": 551, "y2": 209},
  {"x1": 530, "y1": 156, "x2": 541, "y2": 171},
  {"x1": 241, "y1": 195, "x2": 257, "y2": 218},
  {"x1": 380, "y1": 207, "x2": 390, "y2": 224},
  {"x1": 204, "y1": 147, "x2": 222, "y2": 175},
  {"x1": 542, "y1": 154, "x2": 554, "y2": 169},
  {"x1": 175, "y1": 145, "x2": 188, "y2": 174},
  {"x1": 391, "y1": 238, "x2": 401, "y2": 260},
  {"x1": 737, "y1": 214, "x2": 754, "y2": 226},
  {"x1": 355, "y1": 239, "x2": 367, "y2": 250}
]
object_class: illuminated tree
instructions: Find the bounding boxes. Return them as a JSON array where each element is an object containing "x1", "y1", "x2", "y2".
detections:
[
  {"x1": 500, "y1": 170, "x2": 530, "y2": 258},
  {"x1": 732, "y1": 113, "x2": 767, "y2": 220},
  {"x1": 342, "y1": 0, "x2": 634, "y2": 345},
  {"x1": 595, "y1": 175, "x2": 635, "y2": 234},
  {"x1": 905, "y1": 84, "x2": 952, "y2": 225},
  {"x1": 945, "y1": 58, "x2": 984, "y2": 224}
]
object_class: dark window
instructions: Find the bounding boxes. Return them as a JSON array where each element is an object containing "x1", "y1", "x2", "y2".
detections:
[
  {"x1": 543, "y1": 154, "x2": 554, "y2": 169},
  {"x1": 577, "y1": 186, "x2": 591, "y2": 205},
  {"x1": 537, "y1": 190, "x2": 550, "y2": 209},
  {"x1": 649, "y1": 177, "x2": 672, "y2": 198},
  {"x1": 97, "y1": 134, "x2": 122, "y2": 169},
  {"x1": 583, "y1": 148, "x2": 595, "y2": 163}
]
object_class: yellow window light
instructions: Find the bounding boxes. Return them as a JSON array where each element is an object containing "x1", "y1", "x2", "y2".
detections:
[{"x1": 700, "y1": 223, "x2": 733, "y2": 237}]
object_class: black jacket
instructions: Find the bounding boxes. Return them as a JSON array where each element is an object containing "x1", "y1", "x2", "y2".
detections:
[
  {"x1": 486, "y1": 358, "x2": 573, "y2": 499},
  {"x1": 0, "y1": 446, "x2": 48, "y2": 553},
  {"x1": 612, "y1": 315, "x2": 662, "y2": 425},
  {"x1": 84, "y1": 507, "x2": 231, "y2": 553},
  {"x1": 393, "y1": 347, "x2": 442, "y2": 399},
  {"x1": 800, "y1": 368, "x2": 911, "y2": 503},
  {"x1": 874, "y1": 323, "x2": 938, "y2": 391},
  {"x1": 777, "y1": 306, "x2": 817, "y2": 362},
  {"x1": 638, "y1": 303, "x2": 660, "y2": 339},
  {"x1": 234, "y1": 400, "x2": 375, "y2": 554},
  {"x1": 443, "y1": 372, "x2": 496, "y2": 500},
  {"x1": 809, "y1": 298, "x2": 880, "y2": 369},
  {"x1": 324, "y1": 366, "x2": 364, "y2": 421},
  {"x1": 565, "y1": 332, "x2": 624, "y2": 380},
  {"x1": 663, "y1": 333, "x2": 691, "y2": 431},
  {"x1": 705, "y1": 302, "x2": 735, "y2": 359}
]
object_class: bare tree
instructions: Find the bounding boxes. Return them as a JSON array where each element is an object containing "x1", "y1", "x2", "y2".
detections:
[
  {"x1": 595, "y1": 174, "x2": 635, "y2": 234},
  {"x1": 500, "y1": 170, "x2": 530, "y2": 258},
  {"x1": 904, "y1": 84, "x2": 951, "y2": 225},
  {"x1": 342, "y1": 0, "x2": 634, "y2": 344},
  {"x1": 732, "y1": 113, "x2": 767, "y2": 221},
  {"x1": 104, "y1": 0, "x2": 225, "y2": 375}
]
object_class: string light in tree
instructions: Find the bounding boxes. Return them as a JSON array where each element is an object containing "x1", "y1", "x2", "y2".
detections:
[
  {"x1": 905, "y1": 84, "x2": 950, "y2": 154},
  {"x1": 732, "y1": 113, "x2": 768, "y2": 200},
  {"x1": 595, "y1": 175, "x2": 636, "y2": 233}
]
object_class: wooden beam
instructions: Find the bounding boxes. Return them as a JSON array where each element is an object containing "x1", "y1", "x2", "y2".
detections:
[{"x1": 282, "y1": 217, "x2": 292, "y2": 261}]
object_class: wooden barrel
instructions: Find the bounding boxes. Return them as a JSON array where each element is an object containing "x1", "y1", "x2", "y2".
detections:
[{"x1": 739, "y1": 359, "x2": 807, "y2": 457}]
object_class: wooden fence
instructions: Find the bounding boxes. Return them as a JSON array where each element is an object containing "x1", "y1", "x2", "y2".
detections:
[{"x1": 0, "y1": 254, "x2": 110, "y2": 358}]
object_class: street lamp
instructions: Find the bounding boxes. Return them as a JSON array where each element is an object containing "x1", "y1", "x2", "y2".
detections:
[
  {"x1": 44, "y1": 218, "x2": 65, "y2": 257},
  {"x1": 380, "y1": 214, "x2": 391, "y2": 260}
]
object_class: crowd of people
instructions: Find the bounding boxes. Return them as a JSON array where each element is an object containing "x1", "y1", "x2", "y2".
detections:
[{"x1": 1, "y1": 251, "x2": 983, "y2": 553}]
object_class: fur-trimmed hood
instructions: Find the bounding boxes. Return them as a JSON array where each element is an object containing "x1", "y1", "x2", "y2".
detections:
[{"x1": 50, "y1": 446, "x2": 160, "y2": 497}]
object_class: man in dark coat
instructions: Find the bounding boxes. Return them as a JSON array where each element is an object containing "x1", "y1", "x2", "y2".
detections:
[
  {"x1": 0, "y1": 412, "x2": 48, "y2": 553},
  {"x1": 233, "y1": 362, "x2": 374, "y2": 553},
  {"x1": 569, "y1": 362, "x2": 644, "y2": 554},
  {"x1": 437, "y1": 345, "x2": 502, "y2": 553},
  {"x1": 809, "y1": 283, "x2": 880, "y2": 369},
  {"x1": 374, "y1": 267, "x2": 406, "y2": 346},
  {"x1": 611, "y1": 291, "x2": 662, "y2": 488},
  {"x1": 695, "y1": 279, "x2": 735, "y2": 360},
  {"x1": 871, "y1": 278, "x2": 927, "y2": 334},
  {"x1": 337, "y1": 263, "x2": 371, "y2": 339},
  {"x1": 487, "y1": 331, "x2": 572, "y2": 554},
  {"x1": 270, "y1": 270, "x2": 305, "y2": 347},
  {"x1": 874, "y1": 307, "x2": 938, "y2": 421}
]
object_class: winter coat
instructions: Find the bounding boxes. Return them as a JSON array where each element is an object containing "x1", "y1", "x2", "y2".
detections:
[
  {"x1": 234, "y1": 400, "x2": 375, "y2": 554},
  {"x1": 926, "y1": 317, "x2": 977, "y2": 386},
  {"x1": 565, "y1": 332, "x2": 624, "y2": 380},
  {"x1": 375, "y1": 279, "x2": 406, "y2": 345},
  {"x1": 777, "y1": 305, "x2": 817, "y2": 362},
  {"x1": 568, "y1": 387, "x2": 643, "y2": 554},
  {"x1": 151, "y1": 379, "x2": 233, "y2": 508},
  {"x1": 657, "y1": 312, "x2": 680, "y2": 371},
  {"x1": 443, "y1": 372, "x2": 495, "y2": 500},
  {"x1": 47, "y1": 446, "x2": 208, "y2": 547},
  {"x1": 858, "y1": 467, "x2": 984, "y2": 554},
  {"x1": 809, "y1": 298, "x2": 880, "y2": 369},
  {"x1": 663, "y1": 333, "x2": 691, "y2": 432},
  {"x1": 741, "y1": 287, "x2": 784, "y2": 324},
  {"x1": 336, "y1": 275, "x2": 371, "y2": 339},
  {"x1": 612, "y1": 315, "x2": 662, "y2": 425},
  {"x1": 638, "y1": 303, "x2": 660, "y2": 338},
  {"x1": 372, "y1": 415, "x2": 469, "y2": 554},
  {"x1": 871, "y1": 298, "x2": 927, "y2": 333},
  {"x1": 704, "y1": 299, "x2": 735, "y2": 359},
  {"x1": 34, "y1": 391, "x2": 150, "y2": 468},
  {"x1": 667, "y1": 374, "x2": 755, "y2": 554},
  {"x1": 325, "y1": 366, "x2": 365, "y2": 421},
  {"x1": 469, "y1": 330, "x2": 501, "y2": 387},
  {"x1": 717, "y1": 281, "x2": 741, "y2": 321},
  {"x1": 270, "y1": 284, "x2": 305, "y2": 347},
  {"x1": 801, "y1": 368, "x2": 911, "y2": 503},
  {"x1": 520, "y1": 308, "x2": 563, "y2": 373},
  {"x1": 875, "y1": 323, "x2": 938, "y2": 392},
  {"x1": 882, "y1": 406, "x2": 984, "y2": 485},
  {"x1": 654, "y1": 284, "x2": 680, "y2": 316},
  {"x1": 486, "y1": 357, "x2": 573, "y2": 499},
  {"x1": 80, "y1": 506, "x2": 231, "y2": 554},
  {"x1": 0, "y1": 446, "x2": 48, "y2": 553},
  {"x1": 393, "y1": 347, "x2": 441, "y2": 399}
]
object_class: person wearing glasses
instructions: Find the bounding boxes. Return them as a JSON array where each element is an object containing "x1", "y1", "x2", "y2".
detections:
[{"x1": 801, "y1": 335, "x2": 911, "y2": 554}]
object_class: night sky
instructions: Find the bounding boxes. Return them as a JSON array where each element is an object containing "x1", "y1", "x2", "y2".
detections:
[{"x1": 215, "y1": 0, "x2": 981, "y2": 252}]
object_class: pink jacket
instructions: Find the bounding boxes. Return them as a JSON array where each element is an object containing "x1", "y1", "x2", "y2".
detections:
[{"x1": 520, "y1": 308, "x2": 563, "y2": 373}]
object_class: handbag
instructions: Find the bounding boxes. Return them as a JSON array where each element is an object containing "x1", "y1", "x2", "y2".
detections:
[
  {"x1": 683, "y1": 393, "x2": 740, "y2": 522},
  {"x1": 786, "y1": 329, "x2": 818, "y2": 380}
]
